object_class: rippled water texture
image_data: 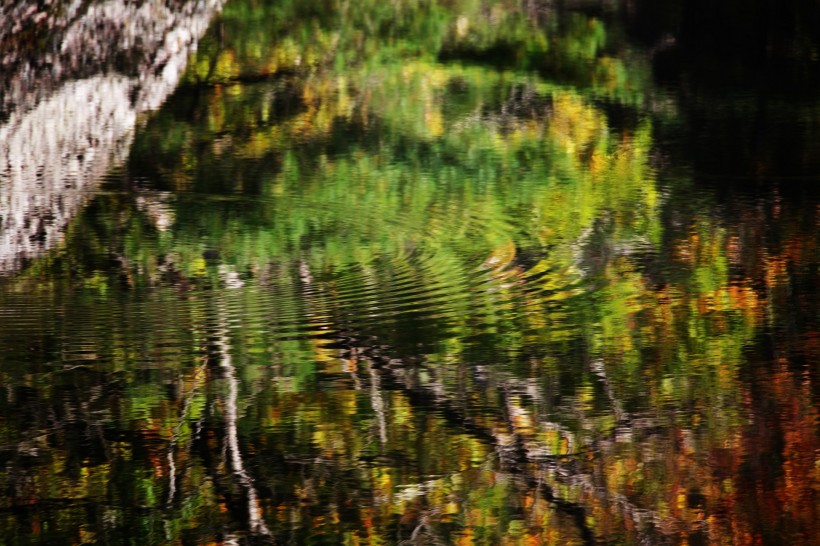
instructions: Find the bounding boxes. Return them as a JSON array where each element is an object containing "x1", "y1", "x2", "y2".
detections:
[{"x1": 1, "y1": 1, "x2": 819, "y2": 544}]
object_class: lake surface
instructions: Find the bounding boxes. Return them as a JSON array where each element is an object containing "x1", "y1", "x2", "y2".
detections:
[{"x1": 1, "y1": 1, "x2": 818, "y2": 544}]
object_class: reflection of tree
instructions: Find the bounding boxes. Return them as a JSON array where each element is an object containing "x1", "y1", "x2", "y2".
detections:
[
  {"x1": 210, "y1": 297, "x2": 273, "y2": 542},
  {"x1": 1, "y1": 0, "x2": 817, "y2": 544},
  {"x1": 323, "y1": 333, "x2": 700, "y2": 544},
  {"x1": 1, "y1": 196, "x2": 816, "y2": 544}
]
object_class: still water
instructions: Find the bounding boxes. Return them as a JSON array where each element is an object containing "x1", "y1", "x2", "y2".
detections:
[{"x1": 1, "y1": 1, "x2": 818, "y2": 544}]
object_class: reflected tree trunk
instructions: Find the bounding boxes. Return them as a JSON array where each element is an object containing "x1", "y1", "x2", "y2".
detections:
[
  {"x1": 329, "y1": 333, "x2": 700, "y2": 544},
  {"x1": 368, "y1": 362, "x2": 389, "y2": 446},
  {"x1": 212, "y1": 296, "x2": 273, "y2": 543},
  {"x1": 165, "y1": 362, "x2": 208, "y2": 508}
]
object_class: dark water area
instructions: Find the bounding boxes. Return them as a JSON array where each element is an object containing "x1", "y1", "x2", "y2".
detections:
[{"x1": 1, "y1": 1, "x2": 818, "y2": 544}]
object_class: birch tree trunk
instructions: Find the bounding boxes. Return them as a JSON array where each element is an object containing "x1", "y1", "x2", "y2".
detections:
[{"x1": 0, "y1": 0, "x2": 223, "y2": 273}]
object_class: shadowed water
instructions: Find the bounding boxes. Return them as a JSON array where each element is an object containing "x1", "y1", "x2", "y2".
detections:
[{"x1": 0, "y1": 1, "x2": 818, "y2": 545}]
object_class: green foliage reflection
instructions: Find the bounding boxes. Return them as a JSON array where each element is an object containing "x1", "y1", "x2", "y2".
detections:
[{"x1": 3, "y1": 0, "x2": 818, "y2": 545}]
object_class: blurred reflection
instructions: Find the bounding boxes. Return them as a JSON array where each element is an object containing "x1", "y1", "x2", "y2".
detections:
[{"x1": 0, "y1": 1, "x2": 818, "y2": 545}]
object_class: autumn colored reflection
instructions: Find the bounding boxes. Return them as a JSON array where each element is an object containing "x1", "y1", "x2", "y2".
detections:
[{"x1": 0, "y1": 0, "x2": 818, "y2": 545}]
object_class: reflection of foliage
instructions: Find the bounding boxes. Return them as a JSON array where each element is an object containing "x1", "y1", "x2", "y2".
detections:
[
  {"x1": 2, "y1": 0, "x2": 819, "y2": 545},
  {"x1": 184, "y1": 0, "x2": 653, "y2": 104}
]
